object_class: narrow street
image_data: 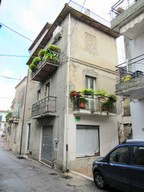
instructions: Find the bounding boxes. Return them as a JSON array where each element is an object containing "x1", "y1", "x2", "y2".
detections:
[{"x1": 0, "y1": 140, "x2": 110, "y2": 192}]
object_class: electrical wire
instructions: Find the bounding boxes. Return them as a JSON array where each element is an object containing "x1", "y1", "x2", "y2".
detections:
[
  {"x1": 0, "y1": 22, "x2": 33, "y2": 42},
  {"x1": 0, "y1": 75, "x2": 21, "y2": 80},
  {"x1": 0, "y1": 54, "x2": 29, "y2": 58}
]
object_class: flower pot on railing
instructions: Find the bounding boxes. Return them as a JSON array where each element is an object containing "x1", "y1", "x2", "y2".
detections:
[{"x1": 79, "y1": 97, "x2": 88, "y2": 109}]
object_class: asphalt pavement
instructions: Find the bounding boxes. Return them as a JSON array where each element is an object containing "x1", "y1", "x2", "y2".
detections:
[{"x1": 0, "y1": 140, "x2": 109, "y2": 192}]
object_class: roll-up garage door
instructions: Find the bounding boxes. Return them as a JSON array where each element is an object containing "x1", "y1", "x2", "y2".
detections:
[{"x1": 41, "y1": 126, "x2": 53, "y2": 166}]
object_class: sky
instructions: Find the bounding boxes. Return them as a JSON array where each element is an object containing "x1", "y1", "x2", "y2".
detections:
[{"x1": 0, "y1": 0, "x2": 119, "y2": 110}]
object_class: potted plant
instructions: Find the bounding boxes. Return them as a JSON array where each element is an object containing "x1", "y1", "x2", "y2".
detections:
[
  {"x1": 29, "y1": 57, "x2": 41, "y2": 72},
  {"x1": 122, "y1": 74, "x2": 132, "y2": 82},
  {"x1": 44, "y1": 49, "x2": 59, "y2": 64},
  {"x1": 38, "y1": 49, "x2": 46, "y2": 58},
  {"x1": 101, "y1": 101, "x2": 113, "y2": 113},
  {"x1": 82, "y1": 88, "x2": 94, "y2": 96},
  {"x1": 48, "y1": 44, "x2": 60, "y2": 52},
  {"x1": 107, "y1": 94, "x2": 117, "y2": 103},
  {"x1": 29, "y1": 63, "x2": 37, "y2": 72},
  {"x1": 32, "y1": 57, "x2": 41, "y2": 65},
  {"x1": 79, "y1": 97, "x2": 88, "y2": 109},
  {"x1": 70, "y1": 90, "x2": 81, "y2": 98},
  {"x1": 95, "y1": 89, "x2": 106, "y2": 96}
]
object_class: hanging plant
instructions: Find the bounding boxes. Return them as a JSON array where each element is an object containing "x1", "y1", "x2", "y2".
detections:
[
  {"x1": 32, "y1": 57, "x2": 41, "y2": 65},
  {"x1": 38, "y1": 49, "x2": 46, "y2": 58},
  {"x1": 29, "y1": 63, "x2": 37, "y2": 72},
  {"x1": 48, "y1": 44, "x2": 60, "y2": 52}
]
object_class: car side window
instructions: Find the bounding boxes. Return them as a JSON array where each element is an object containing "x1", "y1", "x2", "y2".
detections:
[
  {"x1": 132, "y1": 146, "x2": 144, "y2": 166},
  {"x1": 109, "y1": 146, "x2": 128, "y2": 164}
]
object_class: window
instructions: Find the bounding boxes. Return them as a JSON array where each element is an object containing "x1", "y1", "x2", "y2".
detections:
[
  {"x1": 85, "y1": 75, "x2": 96, "y2": 90},
  {"x1": 76, "y1": 125, "x2": 99, "y2": 157},
  {"x1": 0, "y1": 115, "x2": 2, "y2": 121},
  {"x1": 109, "y1": 146, "x2": 128, "y2": 164},
  {"x1": 45, "y1": 82, "x2": 50, "y2": 97},
  {"x1": 132, "y1": 146, "x2": 144, "y2": 166},
  {"x1": 37, "y1": 89, "x2": 41, "y2": 101}
]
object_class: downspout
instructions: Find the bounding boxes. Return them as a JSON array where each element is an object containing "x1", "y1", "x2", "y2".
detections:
[{"x1": 65, "y1": 13, "x2": 71, "y2": 171}]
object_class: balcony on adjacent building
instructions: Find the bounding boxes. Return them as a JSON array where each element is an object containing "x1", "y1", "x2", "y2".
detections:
[
  {"x1": 31, "y1": 96, "x2": 57, "y2": 118},
  {"x1": 31, "y1": 51, "x2": 60, "y2": 82},
  {"x1": 111, "y1": 0, "x2": 144, "y2": 39},
  {"x1": 116, "y1": 54, "x2": 144, "y2": 99},
  {"x1": 71, "y1": 95, "x2": 117, "y2": 116}
]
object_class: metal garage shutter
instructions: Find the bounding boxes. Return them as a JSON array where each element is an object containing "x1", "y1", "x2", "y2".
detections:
[{"x1": 41, "y1": 126, "x2": 53, "y2": 166}]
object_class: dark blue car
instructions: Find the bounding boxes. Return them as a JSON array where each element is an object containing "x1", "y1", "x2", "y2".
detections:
[{"x1": 92, "y1": 139, "x2": 144, "y2": 192}]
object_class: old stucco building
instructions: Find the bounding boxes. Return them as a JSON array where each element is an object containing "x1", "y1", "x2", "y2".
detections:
[{"x1": 20, "y1": 2, "x2": 119, "y2": 171}]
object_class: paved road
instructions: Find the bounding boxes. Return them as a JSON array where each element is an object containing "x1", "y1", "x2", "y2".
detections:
[{"x1": 0, "y1": 141, "x2": 116, "y2": 192}]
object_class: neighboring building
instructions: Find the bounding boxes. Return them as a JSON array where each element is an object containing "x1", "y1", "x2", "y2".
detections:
[
  {"x1": 8, "y1": 76, "x2": 27, "y2": 153},
  {"x1": 111, "y1": 0, "x2": 144, "y2": 139},
  {"x1": 0, "y1": 110, "x2": 8, "y2": 135},
  {"x1": 21, "y1": 2, "x2": 120, "y2": 171}
]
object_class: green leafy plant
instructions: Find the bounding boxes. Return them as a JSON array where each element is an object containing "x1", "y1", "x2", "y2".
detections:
[
  {"x1": 101, "y1": 101, "x2": 113, "y2": 112},
  {"x1": 5, "y1": 111, "x2": 12, "y2": 123},
  {"x1": 122, "y1": 75, "x2": 132, "y2": 82},
  {"x1": 95, "y1": 89, "x2": 106, "y2": 96},
  {"x1": 32, "y1": 57, "x2": 41, "y2": 65},
  {"x1": 79, "y1": 97, "x2": 88, "y2": 103},
  {"x1": 38, "y1": 49, "x2": 46, "y2": 58},
  {"x1": 107, "y1": 94, "x2": 117, "y2": 102},
  {"x1": 48, "y1": 44, "x2": 60, "y2": 52},
  {"x1": 44, "y1": 49, "x2": 59, "y2": 64},
  {"x1": 29, "y1": 63, "x2": 37, "y2": 72},
  {"x1": 82, "y1": 89, "x2": 94, "y2": 96}
]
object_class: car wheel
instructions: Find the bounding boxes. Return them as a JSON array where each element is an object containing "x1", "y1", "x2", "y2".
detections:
[{"x1": 94, "y1": 171, "x2": 106, "y2": 189}]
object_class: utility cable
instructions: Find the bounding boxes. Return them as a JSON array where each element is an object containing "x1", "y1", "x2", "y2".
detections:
[
  {"x1": 0, "y1": 54, "x2": 29, "y2": 58},
  {"x1": 0, "y1": 75, "x2": 21, "y2": 80},
  {"x1": 0, "y1": 22, "x2": 33, "y2": 42}
]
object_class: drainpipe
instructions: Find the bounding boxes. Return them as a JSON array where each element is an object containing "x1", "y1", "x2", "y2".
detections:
[{"x1": 64, "y1": 13, "x2": 71, "y2": 172}]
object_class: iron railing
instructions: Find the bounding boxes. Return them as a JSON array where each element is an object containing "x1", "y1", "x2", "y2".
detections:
[
  {"x1": 31, "y1": 51, "x2": 60, "y2": 78},
  {"x1": 72, "y1": 95, "x2": 117, "y2": 114},
  {"x1": 32, "y1": 96, "x2": 57, "y2": 117},
  {"x1": 111, "y1": 0, "x2": 136, "y2": 20},
  {"x1": 69, "y1": 0, "x2": 110, "y2": 27},
  {"x1": 116, "y1": 54, "x2": 144, "y2": 83}
]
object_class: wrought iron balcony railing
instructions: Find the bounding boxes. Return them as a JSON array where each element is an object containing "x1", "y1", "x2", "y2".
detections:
[
  {"x1": 71, "y1": 95, "x2": 116, "y2": 114},
  {"x1": 31, "y1": 51, "x2": 60, "y2": 82},
  {"x1": 32, "y1": 96, "x2": 57, "y2": 117},
  {"x1": 111, "y1": 0, "x2": 136, "y2": 20},
  {"x1": 116, "y1": 54, "x2": 144, "y2": 83}
]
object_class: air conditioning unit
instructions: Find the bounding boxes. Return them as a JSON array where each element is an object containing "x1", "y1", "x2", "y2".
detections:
[
  {"x1": 53, "y1": 26, "x2": 62, "y2": 37},
  {"x1": 53, "y1": 26, "x2": 62, "y2": 44}
]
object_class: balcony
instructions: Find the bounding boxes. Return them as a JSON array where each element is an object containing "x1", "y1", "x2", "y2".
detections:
[
  {"x1": 116, "y1": 54, "x2": 144, "y2": 99},
  {"x1": 31, "y1": 50, "x2": 60, "y2": 82},
  {"x1": 71, "y1": 95, "x2": 116, "y2": 116},
  {"x1": 111, "y1": 0, "x2": 144, "y2": 39},
  {"x1": 31, "y1": 96, "x2": 57, "y2": 118}
]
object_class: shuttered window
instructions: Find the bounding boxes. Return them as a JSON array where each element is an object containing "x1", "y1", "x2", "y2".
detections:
[{"x1": 76, "y1": 125, "x2": 99, "y2": 157}]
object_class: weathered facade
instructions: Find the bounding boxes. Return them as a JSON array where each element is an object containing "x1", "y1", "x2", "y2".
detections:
[
  {"x1": 111, "y1": 0, "x2": 144, "y2": 139},
  {"x1": 21, "y1": 2, "x2": 119, "y2": 171},
  {"x1": 8, "y1": 76, "x2": 27, "y2": 153}
]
